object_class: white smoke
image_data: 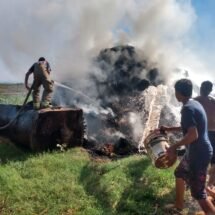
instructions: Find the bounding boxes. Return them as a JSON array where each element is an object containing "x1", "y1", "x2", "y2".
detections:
[{"x1": 0, "y1": 0, "x2": 213, "y2": 86}]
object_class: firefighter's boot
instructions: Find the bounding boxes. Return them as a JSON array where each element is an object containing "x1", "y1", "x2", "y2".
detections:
[
  {"x1": 33, "y1": 102, "x2": 40, "y2": 110},
  {"x1": 40, "y1": 101, "x2": 52, "y2": 109}
]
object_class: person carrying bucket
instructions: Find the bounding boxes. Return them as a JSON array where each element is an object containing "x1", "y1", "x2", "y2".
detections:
[{"x1": 160, "y1": 79, "x2": 215, "y2": 214}]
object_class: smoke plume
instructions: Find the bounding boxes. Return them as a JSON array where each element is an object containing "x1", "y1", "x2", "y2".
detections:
[{"x1": 0, "y1": 0, "x2": 213, "y2": 86}]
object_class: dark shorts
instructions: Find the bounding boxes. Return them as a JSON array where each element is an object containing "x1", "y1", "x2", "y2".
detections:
[
  {"x1": 209, "y1": 131, "x2": 215, "y2": 164},
  {"x1": 174, "y1": 155, "x2": 207, "y2": 200}
]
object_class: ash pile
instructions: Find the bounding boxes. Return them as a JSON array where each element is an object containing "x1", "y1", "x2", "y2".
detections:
[{"x1": 54, "y1": 45, "x2": 180, "y2": 157}]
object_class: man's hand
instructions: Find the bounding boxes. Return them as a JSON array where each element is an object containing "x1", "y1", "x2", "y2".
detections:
[
  {"x1": 153, "y1": 126, "x2": 169, "y2": 134},
  {"x1": 25, "y1": 85, "x2": 30, "y2": 90},
  {"x1": 25, "y1": 70, "x2": 33, "y2": 91},
  {"x1": 158, "y1": 125, "x2": 181, "y2": 133},
  {"x1": 160, "y1": 126, "x2": 169, "y2": 133},
  {"x1": 166, "y1": 144, "x2": 177, "y2": 160}
]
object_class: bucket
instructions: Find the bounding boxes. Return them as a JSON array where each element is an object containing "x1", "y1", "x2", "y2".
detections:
[{"x1": 144, "y1": 131, "x2": 177, "y2": 169}]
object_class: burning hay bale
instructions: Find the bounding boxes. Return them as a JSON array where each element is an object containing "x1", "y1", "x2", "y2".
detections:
[
  {"x1": 91, "y1": 45, "x2": 164, "y2": 102},
  {"x1": 53, "y1": 45, "x2": 180, "y2": 157},
  {"x1": 0, "y1": 104, "x2": 84, "y2": 152}
]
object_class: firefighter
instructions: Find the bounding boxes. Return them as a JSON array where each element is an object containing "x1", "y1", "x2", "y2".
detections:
[{"x1": 25, "y1": 57, "x2": 54, "y2": 110}]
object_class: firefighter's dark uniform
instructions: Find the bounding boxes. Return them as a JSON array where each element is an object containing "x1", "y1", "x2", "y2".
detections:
[{"x1": 26, "y1": 60, "x2": 54, "y2": 109}]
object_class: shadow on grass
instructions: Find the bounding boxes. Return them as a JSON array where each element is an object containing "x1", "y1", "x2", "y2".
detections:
[
  {"x1": 79, "y1": 162, "x2": 114, "y2": 214},
  {"x1": 79, "y1": 155, "x2": 175, "y2": 215},
  {"x1": 79, "y1": 156, "x2": 153, "y2": 215},
  {"x1": 115, "y1": 158, "x2": 158, "y2": 215},
  {"x1": 115, "y1": 158, "x2": 175, "y2": 215},
  {"x1": 0, "y1": 138, "x2": 31, "y2": 164}
]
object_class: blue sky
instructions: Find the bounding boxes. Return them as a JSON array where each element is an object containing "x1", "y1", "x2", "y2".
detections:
[{"x1": 191, "y1": 0, "x2": 215, "y2": 55}]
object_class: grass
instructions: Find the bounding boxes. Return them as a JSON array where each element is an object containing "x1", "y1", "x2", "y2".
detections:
[
  {"x1": 0, "y1": 145, "x2": 175, "y2": 215},
  {"x1": 0, "y1": 84, "x2": 26, "y2": 105},
  {"x1": 0, "y1": 95, "x2": 26, "y2": 105},
  {"x1": 0, "y1": 85, "x2": 176, "y2": 215}
]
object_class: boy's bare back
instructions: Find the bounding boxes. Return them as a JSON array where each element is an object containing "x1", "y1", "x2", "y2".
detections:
[{"x1": 195, "y1": 96, "x2": 215, "y2": 131}]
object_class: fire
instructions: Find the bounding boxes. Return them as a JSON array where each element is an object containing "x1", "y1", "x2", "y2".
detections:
[{"x1": 53, "y1": 45, "x2": 181, "y2": 156}]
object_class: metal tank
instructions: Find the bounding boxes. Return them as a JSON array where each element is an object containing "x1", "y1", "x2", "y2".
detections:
[{"x1": 0, "y1": 104, "x2": 84, "y2": 152}]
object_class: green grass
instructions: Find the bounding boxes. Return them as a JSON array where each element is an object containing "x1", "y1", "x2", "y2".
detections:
[
  {"x1": 0, "y1": 144, "x2": 176, "y2": 215},
  {"x1": 0, "y1": 95, "x2": 26, "y2": 105},
  {"x1": 0, "y1": 85, "x2": 176, "y2": 215},
  {"x1": 0, "y1": 84, "x2": 26, "y2": 105}
]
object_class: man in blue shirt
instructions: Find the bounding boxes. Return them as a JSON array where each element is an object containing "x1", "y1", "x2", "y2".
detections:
[{"x1": 162, "y1": 79, "x2": 215, "y2": 214}]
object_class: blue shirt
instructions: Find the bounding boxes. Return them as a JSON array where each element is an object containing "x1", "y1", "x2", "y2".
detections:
[{"x1": 181, "y1": 99, "x2": 213, "y2": 169}]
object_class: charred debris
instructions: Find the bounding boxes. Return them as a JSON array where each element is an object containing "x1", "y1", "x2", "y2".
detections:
[{"x1": 53, "y1": 45, "x2": 179, "y2": 157}]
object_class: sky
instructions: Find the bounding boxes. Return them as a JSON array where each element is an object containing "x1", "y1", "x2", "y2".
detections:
[
  {"x1": 0, "y1": 0, "x2": 214, "y2": 85},
  {"x1": 191, "y1": 0, "x2": 215, "y2": 61}
]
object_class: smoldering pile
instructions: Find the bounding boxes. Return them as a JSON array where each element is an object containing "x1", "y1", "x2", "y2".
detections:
[{"x1": 53, "y1": 45, "x2": 180, "y2": 156}]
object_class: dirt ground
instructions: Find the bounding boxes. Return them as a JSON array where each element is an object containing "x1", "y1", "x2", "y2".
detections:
[{"x1": 183, "y1": 193, "x2": 202, "y2": 215}]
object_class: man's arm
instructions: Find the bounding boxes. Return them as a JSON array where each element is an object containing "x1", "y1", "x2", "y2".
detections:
[
  {"x1": 46, "y1": 62, "x2": 51, "y2": 74},
  {"x1": 167, "y1": 126, "x2": 198, "y2": 155},
  {"x1": 25, "y1": 65, "x2": 34, "y2": 90}
]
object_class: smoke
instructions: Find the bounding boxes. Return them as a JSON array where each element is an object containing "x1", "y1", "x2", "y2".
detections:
[{"x1": 0, "y1": 0, "x2": 213, "y2": 85}]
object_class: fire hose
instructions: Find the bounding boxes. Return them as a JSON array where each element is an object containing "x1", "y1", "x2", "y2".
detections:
[{"x1": 0, "y1": 82, "x2": 34, "y2": 130}]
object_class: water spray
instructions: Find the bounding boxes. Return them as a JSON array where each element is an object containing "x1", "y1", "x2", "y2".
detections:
[{"x1": 54, "y1": 81, "x2": 114, "y2": 116}]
